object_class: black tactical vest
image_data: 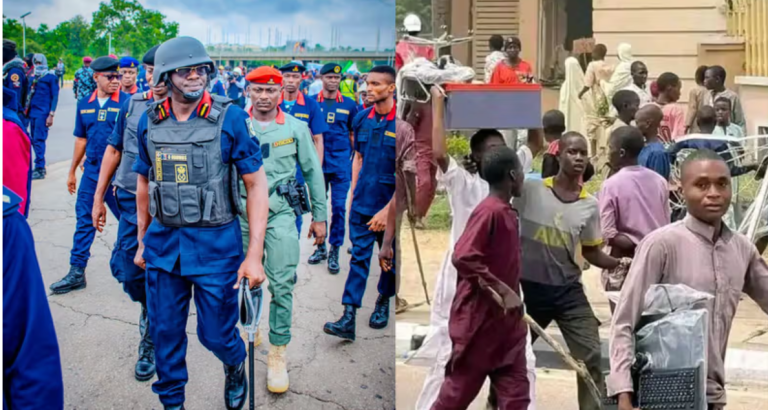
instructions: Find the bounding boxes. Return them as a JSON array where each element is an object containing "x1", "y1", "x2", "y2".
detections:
[
  {"x1": 113, "y1": 92, "x2": 150, "y2": 194},
  {"x1": 145, "y1": 95, "x2": 242, "y2": 228}
]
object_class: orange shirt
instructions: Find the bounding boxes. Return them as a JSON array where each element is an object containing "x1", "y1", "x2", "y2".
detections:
[{"x1": 490, "y1": 60, "x2": 533, "y2": 84}]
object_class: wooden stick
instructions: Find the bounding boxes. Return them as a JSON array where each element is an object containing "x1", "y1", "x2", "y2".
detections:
[
  {"x1": 523, "y1": 314, "x2": 604, "y2": 406},
  {"x1": 403, "y1": 172, "x2": 431, "y2": 305}
]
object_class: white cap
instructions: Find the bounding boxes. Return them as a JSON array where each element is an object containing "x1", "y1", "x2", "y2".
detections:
[
  {"x1": 233, "y1": 67, "x2": 242, "y2": 75},
  {"x1": 359, "y1": 83, "x2": 367, "y2": 92},
  {"x1": 404, "y1": 14, "x2": 422, "y2": 32}
]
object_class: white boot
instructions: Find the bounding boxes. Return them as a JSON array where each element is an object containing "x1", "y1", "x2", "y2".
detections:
[{"x1": 267, "y1": 344, "x2": 289, "y2": 393}]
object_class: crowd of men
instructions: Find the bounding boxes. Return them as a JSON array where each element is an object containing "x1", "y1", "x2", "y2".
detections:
[
  {"x1": 391, "y1": 15, "x2": 768, "y2": 410},
  {"x1": 3, "y1": 35, "x2": 398, "y2": 410}
]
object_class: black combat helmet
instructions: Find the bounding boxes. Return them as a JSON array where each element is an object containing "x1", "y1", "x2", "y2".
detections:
[{"x1": 153, "y1": 36, "x2": 215, "y2": 101}]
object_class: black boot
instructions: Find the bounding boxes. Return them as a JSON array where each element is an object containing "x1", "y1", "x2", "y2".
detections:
[
  {"x1": 369, "y1": 294, "x2": 390, "y2": 329},
  {"x1": 323, "y1": 305, "x2": 356, "y2": 341},
  {"x1": 49, "y1": 265, "x2": 86, "y2": 294},
  {"x1": 224, "y1": 361, "x2": 247, "y2": 410},
  {"x1": 308, "y1": 242, "x2": 327, "y2": 265},
  {"x1": 327, "y1": 245, "x2": 340, "y2": 274},
  {"x1": 135, "y1": 304, "x2": 156, "y2": 381},
  {"x1": 31, "y1": 168, "x2": 46, "y2": 180}
]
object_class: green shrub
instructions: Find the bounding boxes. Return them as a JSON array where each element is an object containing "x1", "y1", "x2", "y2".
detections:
[
  {"x1": 424, "y1": 193, "x2": 452, "y2": 231},
  {"x1": 446, "y1": 133, "x2": 470, "y2": 160}
]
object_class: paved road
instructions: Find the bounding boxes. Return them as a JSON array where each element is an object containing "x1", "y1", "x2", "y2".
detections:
[
  {"x1": 39, "y1": 87, "x2": 78, "y2": 166},
  {"x1": 26, "y1": 94, "x2": 395, "y2": 409}
]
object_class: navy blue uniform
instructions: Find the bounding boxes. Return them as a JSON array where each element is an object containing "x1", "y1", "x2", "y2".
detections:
[
  {"x1": 226, "y1": 77, "x2": 245, "y2": 108},
  {"x1": 136, "y1": 65, "x2": 149, "y2": 92},
  {"x1": 105, "y1": 91, "x2": 153, "y2": 304},
  {"x1": 3, "y1": 187, "x2": 64, "y2": 410},
  {"x1": 343, "y1": 106, "x2": 397, "y2": 307},
  {"x1": 315, "y1": 92, "x2": 359, "y2": 247},
  {"x1": 3, "y1": 60, "x2": 28, "y2": 120},
  {"x1": 211, "y1": 78, "x2": 227, "y2": 97},
  {"x1": 133, "y1": 93, "x2": 262, "y2": 406},
  {"x1": 70, "y1": 90, "x2": 129, "y2": 269},
  {"x1": 279, "y1": 91, "x2": 329, "y2": 235},
  {"x1": 26, "y1": 72, "x2": 59, "y2": 170}
]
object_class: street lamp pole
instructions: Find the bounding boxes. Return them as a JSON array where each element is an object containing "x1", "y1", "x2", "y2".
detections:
[
  {"x1": 108, "y1": 32, "x2": 112, "y2": 55},
  {"x1": 20, "y1": 12, "x2": 31, "y2": 57}
]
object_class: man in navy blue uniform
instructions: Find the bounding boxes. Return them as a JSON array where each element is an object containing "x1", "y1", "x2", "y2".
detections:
[
  {"x1": 132, "y1": 37, "x2": 269, "y2": 410},
  {"x1": 227, "y1": 67, "x2": 246, "y2": 108},
  {"x1": 136, "y1": 63, "x2": 149, "y2": 92},
  {"x1": 278, "y1": 61, "x2": 328, "y2": 236},
  {"x1": 92, "y1": 45, "x2": 165, "y2": 382},
  {"x1": 307, "y1": 63, "x2": 359, "y2": 274},
  {"x1": 3, "y1": 40, "x2": 28, "y2": 124},
  {"x1": 210, "y1": 69, "x2": 227, "y2": 97},
  {"x1": 324, "y1": 65, "x2": 397, "y2": 340},
  {"x1": 3, "y1": 187, "x2": 65, "y2": 410},
  {"x1": 119, "y1": 56, "x2": 141, "y2": 95},
  {"x1": 49, "y1": 56, "x2": 129, "y2": 295},
  {"x1": 26, "y1": 54, "x2": 60, "y2": 180}
]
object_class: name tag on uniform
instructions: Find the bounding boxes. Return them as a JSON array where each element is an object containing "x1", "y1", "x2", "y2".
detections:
[
  {"x1": 160, "y1": 153, "x2": 188, "y2": 161},
  {"x1": 107, "y1": 107, "x2": 121, "y2": 113},
  {"x1": 97, "y1": 110, "x2": 107, "y2": 121},
  {"x1": 336, "y1": 109, "x2": 349, "y2": 115},
  {"x1": 294, "y1": 113, "x2": 309, "y2": 119},
  {"x1": 81, "y1": 109, "x2": 95, "y2": 114},
  {"x1": 385, "y1": 131, "x2": 396, "y2": 138},
  {"x1": 326, "y1": 112, "x2": 335, "y2": 124},
  {"x1": 273, "y1": 138, "x2": 295, "y2": 148}
]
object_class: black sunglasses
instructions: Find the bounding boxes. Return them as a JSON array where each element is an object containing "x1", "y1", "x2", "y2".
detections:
[
  {"x1": 174, "y1": 65, "x2": 211, "y2": 78},
  {"x1": 100, "y1": 73, "x2": 123, "y2": 81}
]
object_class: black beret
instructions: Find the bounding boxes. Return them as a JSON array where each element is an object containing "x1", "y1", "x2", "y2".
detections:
[
  {"x1": 91, "y1": 56, "x2": 120, "y2": 73},
  {"x1": 143, "y1": 45, "x2": 161, "y2": 65},
  {"x1": 320, "y1": 63, "x2": 342, "y2": 75},
  {"x1": 278, "y1": 62, "x2": 306, "y2": 73}
]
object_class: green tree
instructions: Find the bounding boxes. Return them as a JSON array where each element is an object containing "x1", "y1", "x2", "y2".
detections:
[
  {"x1": 396, "y1": 0, "x2": 432, "y2": 36},
  {"x1": 4, "y1": 1, "x2": 179, "y2": 79},
  {"x1": 90, "y1": 0, "x2": 178, "y2": 57}
]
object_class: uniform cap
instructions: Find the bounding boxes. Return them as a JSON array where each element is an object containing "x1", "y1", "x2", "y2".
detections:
[
  {"x1": 108, "y1": 54, "x2": 118, "y2": 60},
  {"x1": 245, "y1": 66, "x2": 282, "y2": 85},
  {"x1": 90, "y1": 56, "x2": 120, "y2": 73},
  {"x1": 320, "y1": 63, "x2": 342, "y2": 75},
  {"x1": 279, "y1": 62, "x2": 306, "y2": 73},
  {"x1": 119, "y1": 56, "x2": 140, "y2": 69},
  {"x1": 142, "y1": 45, "x2": 161, "y2": 65},
  {"x1": 83, "y1": 56, "x2": 93, "y2": 63}
]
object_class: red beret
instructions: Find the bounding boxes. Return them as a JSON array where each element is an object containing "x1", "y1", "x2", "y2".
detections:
[{"x1": 245, "y1": 66, "x2": 283, "y2": 85}]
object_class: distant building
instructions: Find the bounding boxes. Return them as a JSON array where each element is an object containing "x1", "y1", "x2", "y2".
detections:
[{"x1": 440, "y1": 0, "x2": 767, "y2": 135}]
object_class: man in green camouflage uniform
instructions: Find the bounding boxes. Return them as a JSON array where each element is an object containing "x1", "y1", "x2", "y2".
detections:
[{"x1": 238, "y1": 66, "x2": 327, "y2": 394}]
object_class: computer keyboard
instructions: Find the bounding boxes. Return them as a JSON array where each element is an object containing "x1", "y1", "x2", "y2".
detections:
[
  {"x1": 603, "y1": 367, "x2": 699, "y2": 410},
  {"x1": 638, "y1": 368, "x2": 698, "y2": 409}
]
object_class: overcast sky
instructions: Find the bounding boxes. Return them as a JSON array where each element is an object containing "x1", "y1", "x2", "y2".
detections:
[{"x1": 4, "y1": 0, "x2": 396, "y2": 49}]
